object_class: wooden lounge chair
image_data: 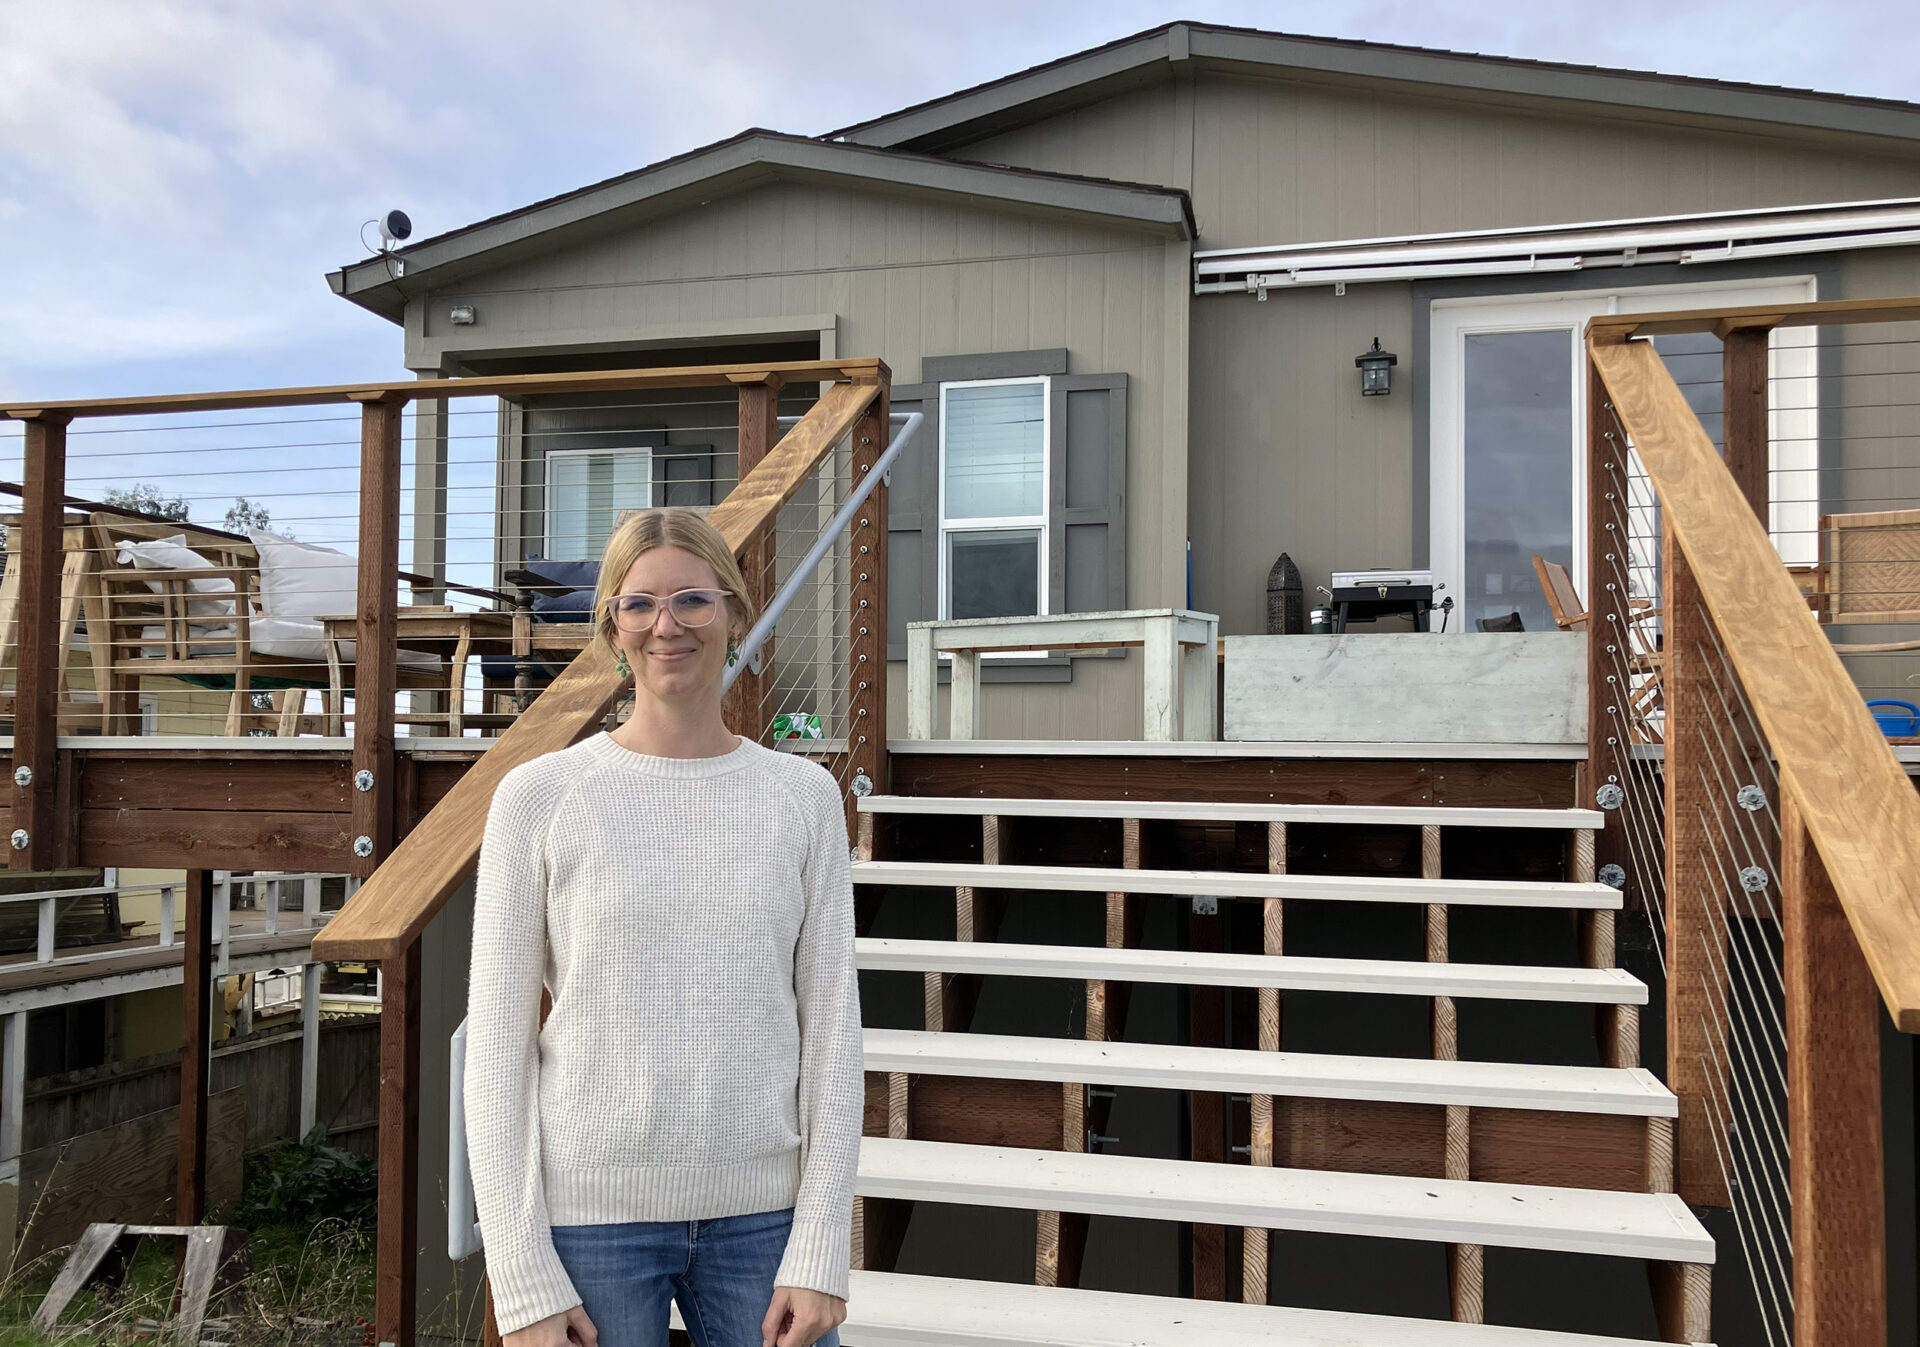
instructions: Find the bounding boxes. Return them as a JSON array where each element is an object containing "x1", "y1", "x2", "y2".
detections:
[
  {"x1": 1798, "y1": 509, "x2": 1920, "y2": 654},
  {"x1": 1532, "y1": 555, "x2": 1665, "y2": 740},
  {"x1": 84, "y1": 515, "x2": 441, "y2": 735}
]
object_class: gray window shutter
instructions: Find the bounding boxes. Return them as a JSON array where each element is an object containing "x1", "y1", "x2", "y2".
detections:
[
  {"x1": 885, "y1": 381, "x2": 937, "y2": 661},
  {"x1": 1048, "y1": 373, "x2": 1128, "y2": 615},
  {"x1": 653, "y1": 446, "x2": 715, "y2": 507}
]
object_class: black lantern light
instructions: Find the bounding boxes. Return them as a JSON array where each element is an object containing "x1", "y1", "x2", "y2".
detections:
[{"x1": 1355, "y1": 337, "x2": 1397, "y2": 397}]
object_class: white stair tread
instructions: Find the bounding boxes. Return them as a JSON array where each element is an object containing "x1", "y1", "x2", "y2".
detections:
[
  {"x1": 834, "y1": 1271, "x2": 1714, "y2": 1347},
  {"x1": 856, "y1": 860, "x2": 1621, "y2": 910},
  {"x1": 864, "y1": 1029, "x2": 1675, "y2": 1117},
  {"x1": 858, "y1": 937, "x2": 1648, "y2": 1005},
  {"x1": 857, "y1": 1138, "x2": 1714, "y2": 1264},
  {"x1": 862, "y1": 794, "x2": 1605, "y2": 830}
]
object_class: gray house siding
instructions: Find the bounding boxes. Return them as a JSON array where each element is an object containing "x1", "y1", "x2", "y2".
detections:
[
  {"x1": 945, "y1": 69, "x2": 1920, "y2": 636},
  {"x1": 402, "y1": 179, "x2": 1190, "y2": 740}
]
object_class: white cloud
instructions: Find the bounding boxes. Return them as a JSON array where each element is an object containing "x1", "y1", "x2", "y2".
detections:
[{"x1": 0, "y1": 0, "x2": 1916, "y2": 398}]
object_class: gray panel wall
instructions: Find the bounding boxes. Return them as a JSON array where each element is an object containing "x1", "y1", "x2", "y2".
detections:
[
  {"x1": 409, "y1": 180, "x2": 1191, "y2": 741},
  {"x1": 956, "y1": 69, "x2": 1920, "y2": 637}
]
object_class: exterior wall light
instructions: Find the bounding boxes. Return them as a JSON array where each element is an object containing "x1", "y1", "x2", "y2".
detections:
[
  {"x1": 1355, "y1": 337, "x2": 1397, "y2": 396},
  {"x1": 449, "y1": 303, "x2": 478, "y2": 325}
]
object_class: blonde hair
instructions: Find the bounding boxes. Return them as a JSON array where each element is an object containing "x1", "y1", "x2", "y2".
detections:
[{"x1": 593, "y1": 509, "x2": 757, "y2": 656}]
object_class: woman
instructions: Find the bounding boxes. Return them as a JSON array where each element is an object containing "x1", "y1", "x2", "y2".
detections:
[{"x1": 466, "y1": 508, "x2": 862, "y2": 1347}]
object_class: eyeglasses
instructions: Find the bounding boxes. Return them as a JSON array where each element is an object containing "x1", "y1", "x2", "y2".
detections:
[{"x1": 605, "y1": 588, "x2": 728, "y2": 631}]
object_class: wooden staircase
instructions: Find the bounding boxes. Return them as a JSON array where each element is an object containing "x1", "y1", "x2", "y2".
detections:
[{"x1": 841, "y1": 794, "x2": 1713, "y2": 1345}]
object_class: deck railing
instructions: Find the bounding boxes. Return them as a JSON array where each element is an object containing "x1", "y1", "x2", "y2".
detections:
[
  {"x1": 0, "y1": 358, "x2": 893, "y2": 1345},
  {"x1": 1583, "y1": 296, "x2": 1920, "y2": 1345}
]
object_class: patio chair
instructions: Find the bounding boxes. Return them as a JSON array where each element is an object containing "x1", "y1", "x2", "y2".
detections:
[
  {"x1": 85, "y1": 515, "x2": 439, "y2": 735},
  {"x1": 1798, "y1": 509, "x2": 1920, "y2": 654},
  {"x1": 1532, "y1": 555, "x2": 1665, "y2": 739}
]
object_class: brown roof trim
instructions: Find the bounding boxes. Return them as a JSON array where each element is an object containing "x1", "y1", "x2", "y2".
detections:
[
  {"x1": 327, "y1": 129, "x2": 1193, "y2": 324},
  {"x1": 828, "y1": 20, "x2": 1920, "y2": 152}
]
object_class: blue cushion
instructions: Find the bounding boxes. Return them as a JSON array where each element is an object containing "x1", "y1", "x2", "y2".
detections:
[
  {"x1": 519, "y1": 557, "x2": 601, "y2": 590},
  {"x1": 532, "y1": 588, "x2": 597, "y2": 624}
]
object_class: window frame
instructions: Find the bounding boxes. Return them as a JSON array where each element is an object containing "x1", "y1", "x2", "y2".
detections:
[
  {"x1": 542, "y1": 445, "x2": 654, "y2": 562},
  {"x1": 935, "y1": 375, "x2": 1052, "y2": 625}
]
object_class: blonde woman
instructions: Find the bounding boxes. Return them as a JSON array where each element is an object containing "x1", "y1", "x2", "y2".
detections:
[{"x1": 466, "y1": 508, "x2": 861, "y2": 1347}]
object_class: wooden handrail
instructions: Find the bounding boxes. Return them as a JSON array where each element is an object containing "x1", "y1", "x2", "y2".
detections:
[
  {"x1": 1589, "y1": 293, "x2": 1920, "y2": 342},
  {"x1": 0, "y1": 358, "x2": 885, "y2": 421},
  {"x1": 309, "y1": 374, "x2": 885, "y2": 962},
  {"x1": 1587, "y1": 332, "x2": 1920, "y2": 1031}
]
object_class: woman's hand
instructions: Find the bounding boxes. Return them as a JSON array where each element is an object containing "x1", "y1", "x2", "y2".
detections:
[
  {"x1": 761, "y1": 1285, "x2": 847, "y2": 1347},
  {"x1": 504, "y1": 1305, "x2": 597, "y2": 1347}
]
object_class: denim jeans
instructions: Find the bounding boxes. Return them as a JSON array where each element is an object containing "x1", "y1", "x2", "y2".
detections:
[{"x1": 550, "y1": 1207, "x2": 840, "y2": 1347}]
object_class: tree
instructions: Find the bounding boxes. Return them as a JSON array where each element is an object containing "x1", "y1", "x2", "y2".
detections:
[
  {"x1": 225, "y1": 496, "x2": 282, "y2": 536},
  {"x1": 101, "y1": 484, "x2": 190, "y2": 521}
]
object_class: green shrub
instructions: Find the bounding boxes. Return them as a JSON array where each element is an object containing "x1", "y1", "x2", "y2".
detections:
[{"x1": 233, "y1": 1128, "x2": 377, "y2": 1232}]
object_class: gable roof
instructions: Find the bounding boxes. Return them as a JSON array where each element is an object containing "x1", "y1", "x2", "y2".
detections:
[
  {"x1": 830, "y1": 21, "x2": 1920, "y2": 154},
  {"x1": 328, "y1": 129, "x2": 1193, "y2": 323}
]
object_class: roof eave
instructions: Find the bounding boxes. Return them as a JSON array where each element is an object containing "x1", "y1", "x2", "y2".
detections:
[
  {"x1": 329, "y1": 134, "x2": 1191, "y2": 326},
  {"x1": 833, "y1": 22, "x2": 1920, "y2": 154}
]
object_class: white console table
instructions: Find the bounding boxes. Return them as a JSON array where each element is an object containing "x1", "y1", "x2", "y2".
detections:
[{"x1": 905, "y1": 609, "x2": 1220, "y2": 742}]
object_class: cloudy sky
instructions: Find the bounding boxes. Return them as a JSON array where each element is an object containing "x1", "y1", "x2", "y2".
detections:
[{"x1": 4, "y1": 0, "x2": 1920, "y2": 407}]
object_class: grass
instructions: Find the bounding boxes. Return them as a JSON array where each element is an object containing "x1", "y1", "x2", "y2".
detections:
[{"x1": 0, "y1": 1132, "x2": 381, "y2": 1345}]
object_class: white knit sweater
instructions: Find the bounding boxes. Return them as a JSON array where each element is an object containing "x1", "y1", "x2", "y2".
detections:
[{"x1": 465, "y1": 732, "x2": 864, "y2": 1335}]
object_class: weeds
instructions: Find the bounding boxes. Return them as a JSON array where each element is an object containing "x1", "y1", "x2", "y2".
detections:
[{"x1": 0, "y1": 1134, "x2": 380, "y2": 1345}]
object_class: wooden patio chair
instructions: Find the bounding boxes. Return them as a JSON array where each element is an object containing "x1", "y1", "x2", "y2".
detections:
[
  {"x1": 1532, "y1": 555, "x2": 1665, "y2": 740},
  {"x1": 85, "y1": 515, "x2": 440, "y2": 736},
  {"x1": 1800, "y1": 509, "x2": 1920, "y2": 654}
]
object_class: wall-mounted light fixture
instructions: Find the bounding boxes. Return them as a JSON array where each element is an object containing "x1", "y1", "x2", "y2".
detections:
[
  {"x1": 1355, "y1": 337, "x2": 1397, "y2": 396},
  {"x1": 449, "y1": 303, "x2": 477, "y2": 326}
]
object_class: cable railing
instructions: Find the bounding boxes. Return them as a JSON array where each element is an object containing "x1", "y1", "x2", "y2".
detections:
[
  {"x1": 1583, "y1": 298, "x2": 1920, "y2": 1347},
  {"x1": 0, "y1": 358, "x2": 895, "y2": 1347}
]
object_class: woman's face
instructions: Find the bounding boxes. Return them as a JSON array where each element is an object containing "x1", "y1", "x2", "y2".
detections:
[{"x1": 612, "y1": 545, "x2": 735, "y2": 703}]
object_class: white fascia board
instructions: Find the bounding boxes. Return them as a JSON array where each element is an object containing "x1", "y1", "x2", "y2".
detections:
[{"x1": 1195, "y1": 198, "x2": 1920, "y2": 293}]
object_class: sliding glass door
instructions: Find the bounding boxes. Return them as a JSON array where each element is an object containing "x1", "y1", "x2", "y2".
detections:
[{"x1": 1430, "y1": 277, "x2": 1816, "y2": 634}]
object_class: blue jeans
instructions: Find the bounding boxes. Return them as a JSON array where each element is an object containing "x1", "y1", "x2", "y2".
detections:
[{"x1": 550, "y1": 1208, "x2": 840, "y2": 1347}]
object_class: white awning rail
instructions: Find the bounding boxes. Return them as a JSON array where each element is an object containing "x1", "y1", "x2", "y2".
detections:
[{"x1": 1194, "y1": 198, "x2": 1920, "y2": 296}]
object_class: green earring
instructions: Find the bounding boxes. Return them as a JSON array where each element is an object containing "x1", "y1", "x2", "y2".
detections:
[
  {"x1": 614, "y1": 648, "x2": 631, "y2": 678},
  {"x1": 726, "y1": 635, "x2": 740, "y2": 667}
]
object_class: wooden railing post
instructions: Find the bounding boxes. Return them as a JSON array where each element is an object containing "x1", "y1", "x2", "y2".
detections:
[
  {"x1": 10, "y1": 414, "x2": 68, "y2": 871},
  {"x1": 350, "y1": 392, "x2": 405, "y2": 876},
  {"x1": 1720, "y1": 324, "x2": 1774, "y2": 522},
  {"x1": 376, "y1": 940, "x2": 422, "y2": 1347},
  {"x1": 352, "y1": 391, "x2": 418, "y2": 1346},
  {"x1": 1661, "y1": 533, "x2": 1733, "y2": 1209},
  {"x1": 846, "y1": 384, "x2": 891, "y2": 824},
  {"x1": 176, "y1": 870, "x2": 214, "y2": 1227},
  {"x1": 1783, "y1": 798, "x2": 1887, "y2": 1346},
  {"x1": 724, "y1": 374, "x2": 783, "y2": 742}
]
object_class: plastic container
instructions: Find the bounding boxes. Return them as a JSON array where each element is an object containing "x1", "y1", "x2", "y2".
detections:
[{"x1": 1866, "y1": 699, "x2": 1920, "y2": 737}]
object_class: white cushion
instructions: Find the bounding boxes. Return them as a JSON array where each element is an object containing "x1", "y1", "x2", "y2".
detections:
[
  {"x1": 250, "y1": 615, "x2": 440, "y2": 671},
  {"x1": 115, "y1": 534, "x2": 237, "y2": 634},
  {"x1": 248, "y1": 529, "x2": 357, "y2": 622}
]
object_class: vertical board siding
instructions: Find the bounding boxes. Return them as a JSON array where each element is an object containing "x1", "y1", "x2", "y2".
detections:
[{"x1": 419, "y1": 180, "x2": 1183, "y2": 740}]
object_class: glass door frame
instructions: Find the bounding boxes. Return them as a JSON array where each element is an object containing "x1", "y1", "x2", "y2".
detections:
[{"x1": 1429, "y1": 275, "x2": 1817, "y2": 632}]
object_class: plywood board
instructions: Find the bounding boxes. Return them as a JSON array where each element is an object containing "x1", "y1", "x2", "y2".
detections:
[
  {"x1": 1223, "y1": 634, "x2": 1586, "y2": 745},
  {"x1": 14, "y1": 1089, "x2": 244, "y2": 1264}
]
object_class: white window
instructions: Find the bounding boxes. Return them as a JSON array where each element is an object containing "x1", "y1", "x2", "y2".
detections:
[
  {"x1": 546, "y1": 448, "x2": 651, "y2": 562},
  {"x1": 938, "y1": 378, "x2": 1049, "y2": 621}
]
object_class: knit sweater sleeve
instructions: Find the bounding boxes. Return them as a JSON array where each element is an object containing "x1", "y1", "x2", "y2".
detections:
[
  {"x1": 773, "y1": 771, "x2": 864, "y2": 1299},
  {"x1": 466, "y1": 765, "x2": 581, "y2": 1335}
]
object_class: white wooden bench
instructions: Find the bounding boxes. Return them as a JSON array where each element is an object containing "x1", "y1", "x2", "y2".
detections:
[
  {"x1": 905, "y1": 609, "x2": 1219, "y2": 741},
  {"x1": 856, "y1": 937, "x2": 1649, "y2": 1005},
  {"x1": 854, "y1": 859, "x2": 1621, "y2": 910}
]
